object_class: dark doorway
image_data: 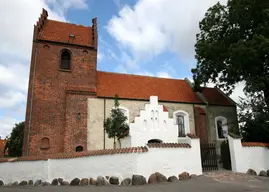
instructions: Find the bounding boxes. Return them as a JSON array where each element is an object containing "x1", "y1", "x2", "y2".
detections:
[{"x1": 147, "y1": 139, "x2": 162, "y2": 144}]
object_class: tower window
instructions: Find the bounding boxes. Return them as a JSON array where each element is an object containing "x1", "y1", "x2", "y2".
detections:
[
  {"x1": 60, "y1": 50, "x2": 71, "y2": 70},
  {"x1": 40, "y1": 137, "x2": 50, "y2": 149},
  {"x1": 76, "y1": 146, "x2": 83, "y2": 152}
]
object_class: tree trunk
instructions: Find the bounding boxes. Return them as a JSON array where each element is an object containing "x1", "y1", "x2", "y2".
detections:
[
  {"x1": 263, "y1": 89, "x2": 269, "y2": 112},
  {"x1": 118, "y1": 139, "x2": 121, "y2": 149},
  {"x1": 113, "y1": 137, "x2": 116, "y2": 149}
]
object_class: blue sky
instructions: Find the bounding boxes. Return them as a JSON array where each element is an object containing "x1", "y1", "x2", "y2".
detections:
[{"x1": 0, "y1": 0, "x2": 244, "y2": 137}]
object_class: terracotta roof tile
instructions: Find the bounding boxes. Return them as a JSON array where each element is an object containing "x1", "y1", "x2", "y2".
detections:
[
  {"x1": 39, "y1": 20, "x2": 93, "y2": 47},
  {"x1": 147, "y1": 143, "x2": 191, "y2": 148},
  {"x1": 242, "y1": 142, "x2": 269, "y2": 148},
  {"x1": 0, "y1": 147, "x2": 148, "y2": 163},
  {"x1": 202, "y1": 87, "x2": 235, "y2": 106},
  {"x1": 187, "y1": 133, "x2": 199, "y2": 139},
  {"x1": 97, "y1": 71, "x2": 203, "y2": 103},
  {"x1": 163, "y1": 105, "x2": 168, "y2": 112}
]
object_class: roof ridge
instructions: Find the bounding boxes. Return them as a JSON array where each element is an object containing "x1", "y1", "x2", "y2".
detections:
[
  {"x1": 97, "y1": 70, "x2": 186, "y2": 81},
  {"x1": 47, "y1": 19, "x2": 91, "y2": 29}
]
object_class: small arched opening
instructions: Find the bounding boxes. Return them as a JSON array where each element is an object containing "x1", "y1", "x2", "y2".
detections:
[
  {"x1": 147, "y1": 139, "x2": 163, "y2": 144},
  {"x1": 75, "y1": 146, "x2": 83, "y2": 152},
  {"x1": 40, "y1": 137, "x2": 50, "y2": 149},
  {"x1": 60, "y1": 50, "x2": 71, "y2": 70}
]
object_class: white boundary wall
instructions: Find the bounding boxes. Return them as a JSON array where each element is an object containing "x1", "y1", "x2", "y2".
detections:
[
  {"x1": 228, "y1": 136, "x2": 269, "y2": 173},
  {"x1": 0, "y1": 138, "x2": 202, "y2": 183}
]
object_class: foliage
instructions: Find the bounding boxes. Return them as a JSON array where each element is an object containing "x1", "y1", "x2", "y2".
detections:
[
  {"x1": 192, "y1": 0, "x2": 269, "y2": 109},
  {"x1": 103, "y1": 94, "x2": 129, "y2": 148},
  {"x1": 4, "y1": 121, "x2": 24, "y2": 157},
  {"x1": 238, "y1": 92, "x2": 269, "y2": 142}
]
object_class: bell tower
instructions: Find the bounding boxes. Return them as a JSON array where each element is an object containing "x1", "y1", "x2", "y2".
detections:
[{"x1": 23, "y1": 9, "x2": 98, "y2": 156}]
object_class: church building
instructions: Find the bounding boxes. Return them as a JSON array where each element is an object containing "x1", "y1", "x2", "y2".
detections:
[{"x1": 22, "y1": 9, "x2": 238, "y2": 157}]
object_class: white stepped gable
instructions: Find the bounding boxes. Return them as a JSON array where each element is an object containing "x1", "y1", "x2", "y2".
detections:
[{"x1": 127, "y1": 96, "x2": 178, "y2": 147}]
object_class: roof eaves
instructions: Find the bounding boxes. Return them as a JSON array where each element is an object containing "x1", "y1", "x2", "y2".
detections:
[
  {"x1": 215, "y1": 87, "x2": 237, "y2": 106},
  {"x1": 184, "y1": 78, "x2": 208, "y2": 105}
]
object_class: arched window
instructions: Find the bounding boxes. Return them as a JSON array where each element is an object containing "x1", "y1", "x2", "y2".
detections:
[
  {"x1": 75, "y1": 146, "x2": 83, "y2": 152},
  {"x1": 215, "y1": 116, "x2": 228, "y2": 139},
  {"x1": 60, "y1": 50, "x2": 71, "y2": 70},
  {"x1": 173, "y1": 110, "x2": 190, "y2": 137},
  {"x1": 40, "y1": 137, "x2": 50, "y2": 149},
  {"x1": 143, "y1": 120, "x2": 147, "y2": 130}
]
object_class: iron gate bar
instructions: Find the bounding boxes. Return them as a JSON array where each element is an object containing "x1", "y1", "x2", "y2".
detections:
[{"x1": 200, "y1": 143, "x2": 218, "y2": 172}]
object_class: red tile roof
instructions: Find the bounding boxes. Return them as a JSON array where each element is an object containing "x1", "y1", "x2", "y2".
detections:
[
  {"x1": 202, "y1": 87, "x2": 235, "y2": 106},
  {"x1": 0, "y1": 147, "x2": 148, "y2": 163},
  {"x1": 39, "y1": 20, "x2": 93, "y2": 47},
  {"x1": 147, "y1": 143, "x2": 191, "y2": 148},
  {"x1": 97, "y1": 71, "x2": 203, "y2": 104},
  {"x1": 187, "y1": 133, "x2": 199, "y2": 139}
]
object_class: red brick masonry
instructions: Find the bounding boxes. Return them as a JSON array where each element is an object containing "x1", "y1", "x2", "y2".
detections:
[{"x1": 242, "y1": 142, "x2": 269, "y2": 148}]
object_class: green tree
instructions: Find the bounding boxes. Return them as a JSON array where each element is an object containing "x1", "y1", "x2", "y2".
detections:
[
  {"x1": 104, "y1": 94, "x2": 129, "y2": 149},
  {"x1": 238, "y1": 92, "x2": 269, "y2": 142},
  {"x1": 192, "y1": 0, "x2": 269, "y2": 110},
  {"x1": 4, "y1": 121, "x2": 24, "y2": 157}
]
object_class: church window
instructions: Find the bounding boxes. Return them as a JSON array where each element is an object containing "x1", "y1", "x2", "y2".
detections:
[
  {"x1": 215, "y1": 116, "x2": 228, "y2": 139},
  {"x1": 60, "y1": 50, "x2": 71, "y2": 70},
  {"x1": 40, "y1": 137, "x2": 50, "y2": 149},
  {"x1": 75, "y1": 146, "x2": 83, "y2": 152},
  {"x1": 173, "y1": 110, "x2": 190, "y2": 137}
]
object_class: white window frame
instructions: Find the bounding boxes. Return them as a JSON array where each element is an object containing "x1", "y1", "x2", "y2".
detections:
[
  {"x1": 215, "y1": 116, "x2": 228, "y2": 140},
  {"x1": 173, "y1": 110, "x2": 190, "y2": 136}
]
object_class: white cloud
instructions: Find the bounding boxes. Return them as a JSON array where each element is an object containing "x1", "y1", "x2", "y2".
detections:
[
  {"x1": 107, "y1": 0, "x2": 227, "y2": 60},
  {"x1": 230, "y1": 82, "x2": 246, "y2": 103},
  {"x1": 0, "y1": 117, "x2": 19, "y2": 138},
  {"x1": 0, "y1": 91, "x2": 26, "y2": 109},
  {"x1": 206, "y1": 80, "x2": 246, "y2": 104},
  {"x1": 0, "y1": 62, "x2": 29, "y2": 92},
  {"x1": 156, "y1": 71, "x2": 172, "y2": 78},
  {"x1": 97, "y1": 52, "x2": 104, "y2": 62},
  {"x1": 0, "y1": 0, "x2": 88, "y2": 137}
]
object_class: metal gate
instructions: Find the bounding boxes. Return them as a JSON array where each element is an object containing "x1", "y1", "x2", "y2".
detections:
[{"x1": 200, "y1": 143, "x2": 218, "y2": 172}]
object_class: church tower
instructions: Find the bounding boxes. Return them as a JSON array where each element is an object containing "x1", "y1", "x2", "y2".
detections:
[{"x1": 23, "y1": 9, "x2": 98, "y2": 156}]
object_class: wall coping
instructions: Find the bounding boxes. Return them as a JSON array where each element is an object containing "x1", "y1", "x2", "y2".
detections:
[
  {"x1": 187, "y1": 133, "x2": 199, "y2": 139},
  {"x1": 0, "y1": 147, "x2": 148, "y2": 163},
  {"x1": 241, "y1": 142, "x2": 269, "y2": 148},
  {"x1": 147, "y1": 143, "x2": 191, "y2": 148}
]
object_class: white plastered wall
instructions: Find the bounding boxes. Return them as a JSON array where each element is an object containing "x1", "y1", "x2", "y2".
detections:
[
  {"x1": 122, "y1": 96, "x2": 178, "y2": 147},
  {"x1": 0, "y1": 137, "x2": 202, "y2": 183},
  {"x1": 228, "y1": 136, "x2": 269, "y2": 173}
]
